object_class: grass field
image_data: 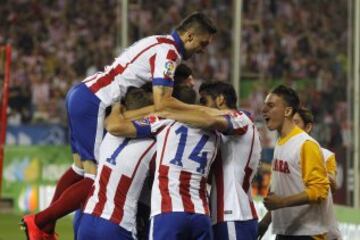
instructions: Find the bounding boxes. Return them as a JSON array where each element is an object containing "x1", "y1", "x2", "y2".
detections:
[
  {"x1": 0, "y1": 204, "x2": 359, "y2": 240},
  {"x1": 0, "y1": 212, "x2": 74, "y2": 240}
]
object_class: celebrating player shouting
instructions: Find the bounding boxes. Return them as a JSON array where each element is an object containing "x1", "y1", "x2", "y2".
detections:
[{"x1": 259, "y1": 85, "x2": 330, "y2": 240}]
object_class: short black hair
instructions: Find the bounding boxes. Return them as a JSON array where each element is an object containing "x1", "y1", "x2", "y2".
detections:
[
  {"x1": 296, "y1": 107, "x2": 314, "y2": 125},
  {"x1": 176, "y1": 12, "x2": 217, "y2": 35},
  {"x1": 141, "y1": 82, "x2": 153, "y2": 93},
  {"x1": 172, "y1": 85, "x2": 196, "y2": 104},
  {"x1": 124, "y1": 87, "x2": 152, "y2": 110},
  {"x1": 105, "y1": 106, "x2": 112, "y2": 117},
  {"x1": 199, "y1": 81, "x2": 237, "y2": 109},
  {"x1": 174, "y1": 64, "x2": 192, "y2": 85},
  {"x1": 271, "y1": 85, "x2": 300, "y2": 116}
]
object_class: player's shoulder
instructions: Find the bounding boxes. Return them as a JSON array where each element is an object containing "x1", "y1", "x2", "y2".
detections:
[
  {"x1": 233, "y1": 109, "x2": 254, "y2": 121},
  {"x1": 155, "y1": 35, "x2": 181, "y2": 53},
  {"x1": 300, "y1": 132, "x2": 322, "y2": 151},
  {"x1": 127, "y1": 35, "x2": 165, "y2": 50},
  {"x1": 227, "y1": 110, "x2": 253, "y2": 126}
]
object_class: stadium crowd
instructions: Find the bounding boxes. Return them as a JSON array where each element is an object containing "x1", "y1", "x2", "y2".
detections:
[{"x1": 0, "y1": 0, "x2": 350, "y2": 197}]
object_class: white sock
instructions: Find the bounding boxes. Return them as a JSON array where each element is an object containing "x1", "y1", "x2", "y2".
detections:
[
  {"x1": 72, "y1": 163, "x2": 85, "y2": 176},
  {"x1": 84, "y1": 173, "x2": 96, "y2": 181}
]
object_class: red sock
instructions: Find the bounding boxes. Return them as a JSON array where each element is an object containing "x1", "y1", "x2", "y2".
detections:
[
  {"x1": 51, "y1": 167, "x2": 84, "y2": 203},
  {"x1": 35, "y1": 177, "x2": 94, "y2": 233},
  {"x1": 41, "y1": 167, "x2": 84, "y2": 233}
]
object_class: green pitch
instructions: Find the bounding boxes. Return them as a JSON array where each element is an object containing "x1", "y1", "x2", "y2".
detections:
[
  {"x1": 0, "y1": 205, "x2": 359, "y2": 239},
  {"x1": 0, "y1": 212, "x2": 74, "y2": 240}
]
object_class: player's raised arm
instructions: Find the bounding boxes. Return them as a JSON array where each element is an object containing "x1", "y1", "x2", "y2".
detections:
[
  {"x1": 105, "y1": 104, "x2": 138, "y2": 138},
  {"x1": 156, "y1": 81, "x2": 252, "y2": 135},
  {"x1": 106, "y1": 87, "x2": 154, "y2": 138},
  {"x1": 152, "y1": 86, "x2": 202, "y2": 111},
  {"x1": 156, "y1": 109, "x2": 229, "y2": 132}
]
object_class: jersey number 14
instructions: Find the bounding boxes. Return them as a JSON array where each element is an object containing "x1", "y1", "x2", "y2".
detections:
[{"x1": 170, "y1": 126, "x2": 210, "y2": 174}]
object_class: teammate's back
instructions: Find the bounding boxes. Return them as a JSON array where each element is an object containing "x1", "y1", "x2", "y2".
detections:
[
  {"x1": 78, "y1": 86, "x2": 156, "y2": 240},
  {"x1": 211, "y1": 110, "x2": 261, "y2": 224},
  {"x1": 83, "y1": 135, "x2": 156, "y2": 233},
  {"x1": 150, "y1": 118, "x2": 220, "y2": 216},
  {"x1": 196, "y1": 81, "x2": 261, "y2": 240},
  {"x1": 148, "y1": 85, "x2": 219, "y2": 240}
]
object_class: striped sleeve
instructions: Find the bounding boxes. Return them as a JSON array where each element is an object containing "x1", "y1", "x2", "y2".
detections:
[
  {"x1": 300, "y1": 140, "x2": 330, "y2": 202},
  {"x1": 222, "y1": 113, "x2": 249, "y2": 135},
  {"x1": 152, "y1": 46, "x2": 180, "y2": 87}
]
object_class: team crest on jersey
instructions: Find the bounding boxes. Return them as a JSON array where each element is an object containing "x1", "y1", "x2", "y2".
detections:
[
  {"x1": 147, "y1": 115, "x2": 159, "y2": 124},
  {"x1": 163, "y1": 61, "x2": 175, "y2": 78},
  {"x1": 136, "y1": 118, "x2": 151, "y2": 126}
]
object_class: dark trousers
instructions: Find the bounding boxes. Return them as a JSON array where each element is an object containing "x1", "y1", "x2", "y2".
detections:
[{"x1": 276, "y1": 235, "x2": 315, "y2": 240}]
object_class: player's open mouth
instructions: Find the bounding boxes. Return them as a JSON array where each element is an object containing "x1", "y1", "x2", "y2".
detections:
[{"x1": 263, "y1": 116, "x2": 270, "y2": 123}]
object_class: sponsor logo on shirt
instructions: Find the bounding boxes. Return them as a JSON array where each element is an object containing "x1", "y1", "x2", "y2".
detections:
[{"x1": 273, "y1": 159, "x2": 291, "y2": 174}]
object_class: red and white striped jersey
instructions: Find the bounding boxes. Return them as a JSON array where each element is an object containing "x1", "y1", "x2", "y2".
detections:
[
  {"x1": 83, "y1": 133, "x2": 156, "y2": 236},
  {"x1": 210, "y1": 110, "x2": 262, "y2": 224},
  {"x1": 148, "y1": 117, "x2": 220, "y2": 217},
  {"x1": 83, "y1": 32, "x2": 183, "y2": 106}
]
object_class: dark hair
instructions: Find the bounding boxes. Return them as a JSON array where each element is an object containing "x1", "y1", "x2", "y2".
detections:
[
  {"x1": 124, "y1": 87, "x2": 152, "y2": 110},
  {"x1": 174, "y1": 64, "x2": 192, "y2": 85},
  {"x1": 271, "y1": 85, "x2": 300, "y2": 116},
  {"x1": 141, "y1": 82, "x2": 153, "y2": 93},
  {"x1": 296, "y1": 107, "x2": 314, "y2": 125},
  {"x1": 172, "y1": 85, "x2": 196, "y2": 104},
  {"x1": 199, "y1": 81, "x2": 237, "y2": 109},
  {"x1": 105, "y1": 106, "x2": 112, "y2": 117},
  {"x1": 176, "y1": 12, "x2": 217, "y2": 35}
]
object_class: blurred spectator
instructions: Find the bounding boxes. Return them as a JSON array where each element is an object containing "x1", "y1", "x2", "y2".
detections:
[{"x1": 0, "y1": 0, "x2": 117, "y2": 125}]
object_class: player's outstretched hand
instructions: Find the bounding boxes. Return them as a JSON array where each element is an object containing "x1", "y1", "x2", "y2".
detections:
[
  {"x1": 111, "y1": 103, "x2": 124, "y2": 115},
  {"x1": 263, "y1": 193, "x2": 285, "y2": 210}
]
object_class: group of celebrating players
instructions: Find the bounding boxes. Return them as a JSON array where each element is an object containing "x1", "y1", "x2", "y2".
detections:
[{"x1": 21, "y1": 11, "x2": 341, "y2": 240}]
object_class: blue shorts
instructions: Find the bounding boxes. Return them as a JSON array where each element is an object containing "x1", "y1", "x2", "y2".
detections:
[
  {"x1": 73, "y1": 209, "x2": 83, "y2": 240},
  {"x1": 149, "y1": 212, "x2": 213, "y2": 240},
  {"x1": 77, "y1": 213, "x2": 134, "y2": 240},
  {"x1": 66, "y1": 83, "x2": 106, "y2": 162},
  {"x1": 212, "y1": 219, "x2": 258, "y2": 240}
]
